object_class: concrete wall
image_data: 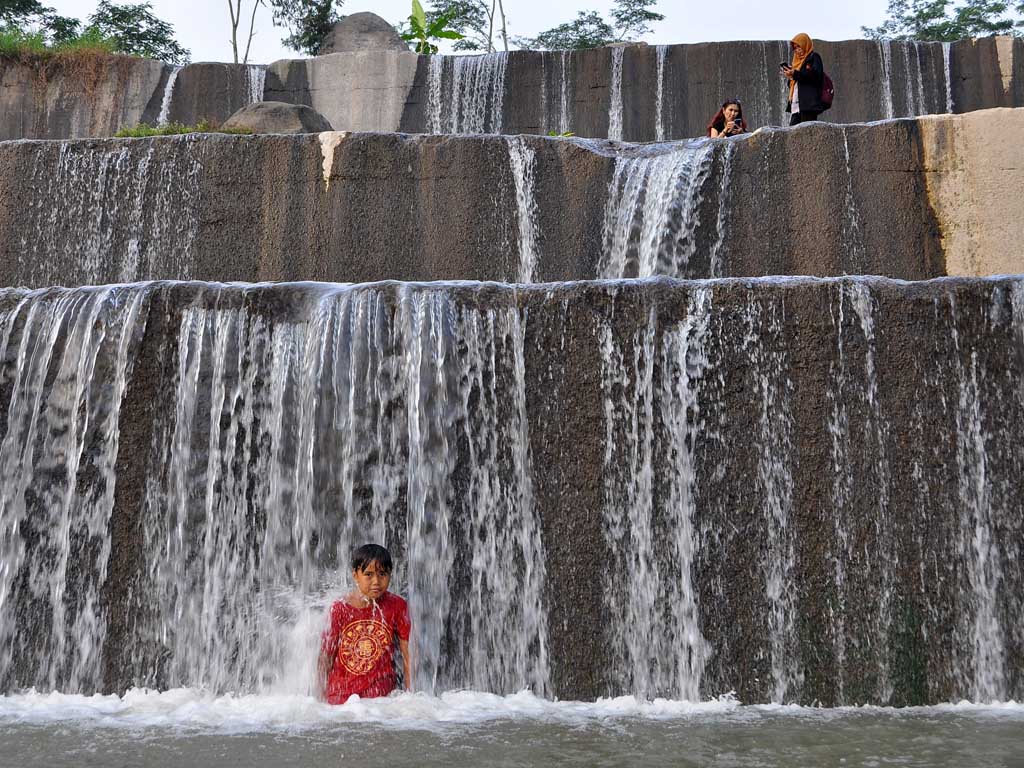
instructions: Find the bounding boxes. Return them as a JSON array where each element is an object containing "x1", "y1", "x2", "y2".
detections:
[
  {"x1": 271, "y1": 37, "x2": 1024, "y2": 139},
  {"x1": 0, "y1": 57, "x2": 263, "y2": 140},
  {"x1": 1, "y1": 111, "x2": 1021, "y2": 287},
  {"x1": 1, "y1": 37, "x2": 1021, "y2": 141},
  {"x1": 1, "y1": 277, "x2": 1021, "y2": 703},
  {"x1": 0, "y1": 54, "x2": 165, "y2": 140}
]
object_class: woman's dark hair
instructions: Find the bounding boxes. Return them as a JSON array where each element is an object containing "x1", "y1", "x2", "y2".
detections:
[
  {"x1": 352, "y1": 543, "x2": 393, "y2": 574},
  {"x1": 706, "y1": 98, "x2": 747, "y2": 136}
]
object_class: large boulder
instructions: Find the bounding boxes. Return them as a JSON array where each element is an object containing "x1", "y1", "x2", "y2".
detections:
[
  {"x1": 318, "y1": 12, "x2": 408, "y2": 55},
  {"x1": 221, "y1": 101, "x2": 333, "y2": 134}
]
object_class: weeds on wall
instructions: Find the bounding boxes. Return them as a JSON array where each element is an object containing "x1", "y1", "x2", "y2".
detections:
[{"x1": 114, "y1": 121, "x2": 254, "y2": 138}]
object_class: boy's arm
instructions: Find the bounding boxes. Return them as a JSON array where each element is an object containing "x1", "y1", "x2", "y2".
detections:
[{"x1": 399, "y1": 637, "x2": 412, "y2": 692}]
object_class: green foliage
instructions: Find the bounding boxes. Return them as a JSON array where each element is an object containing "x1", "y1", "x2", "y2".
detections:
[
  {"x1": 610, "y1": 0, "x2": 664, "y2": 40},
  {"x1": 85, "y1": 1, "x2": 189, "y2": 64},
  {"x1": 547, "y1": 130, "x2": 575, "y2": 137},
  {"x1": 1, "y1": 1, "x2": 188, "y2": 62},
  {"x1": 401, "y1": 0, "x2": 464, "y2": 54},
  {"x1": 414, "y1": 0, "x2": 490, "y2": 51},
  {"x1": 114, "y1": 120, "x2": 254, "y2": 138},
  {"x1": 518, "y1": 0, "x2": 663, "y2": 50},
  {"x1": 0, "y1": 25, "x2": 47, "y2": 56},
  {"x1": 268, "y1": 0, "x2": 342, "y2": 56},
  {"x1": 863, "y1": 0, "x2": 1022, "y2": 40},
  {"x1": 0, "y1": 0, "x2": 80, "y2": 45}
]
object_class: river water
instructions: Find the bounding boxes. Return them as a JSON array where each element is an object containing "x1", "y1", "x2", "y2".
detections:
[{"x1": 1, "y1": 690, "x2": 1022, "y2": 767}]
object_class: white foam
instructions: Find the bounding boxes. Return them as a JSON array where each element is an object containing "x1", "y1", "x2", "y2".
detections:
[{"x1": 0, "y1": 688, "x2": 742, "y2": 731}]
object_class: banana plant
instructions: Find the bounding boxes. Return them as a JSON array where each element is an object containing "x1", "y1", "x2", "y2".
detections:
[{"x1": 401, "y1": 0, "x2": 464, "y2": 55}]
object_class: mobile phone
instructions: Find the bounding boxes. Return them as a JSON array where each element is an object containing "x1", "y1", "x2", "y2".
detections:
[{"x1": 779, "y1": 62, "x2": 788, "y2": 68}]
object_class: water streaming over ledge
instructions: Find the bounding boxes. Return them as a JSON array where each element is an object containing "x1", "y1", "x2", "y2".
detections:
[
  {"x1": 0, "y1": 279, "x2": 1022, "y2": 704},
  {"x1": 427, "y1": 53, "x2": 508, "y2": 134}
]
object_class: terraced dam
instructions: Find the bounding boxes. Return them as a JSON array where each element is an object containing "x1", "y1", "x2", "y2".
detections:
[{"x1": 1, "y1": 28, "x2": 1023, "y2": 768}]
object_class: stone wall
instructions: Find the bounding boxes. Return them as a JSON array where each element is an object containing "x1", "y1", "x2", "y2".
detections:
[
  {"x1": 271, "y1": 37, "x2": 1024, "y2": 139},
  {"x1": 1, "y1": 37, "x2": 1021, "y2": 141},
  {"x1": 1, "y1": 110, "x2": 1021, "y2": 286},
  {"x1": 0, "y1": 57, "x2": 263, "y2": 140}
]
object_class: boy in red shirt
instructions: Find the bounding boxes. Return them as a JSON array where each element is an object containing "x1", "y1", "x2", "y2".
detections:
[{"x1": 318, "y1": 544, "x2": 412, "y2": 704}]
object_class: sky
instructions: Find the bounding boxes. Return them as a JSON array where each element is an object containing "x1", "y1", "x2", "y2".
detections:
[{"x1": 46, "y1": 0, "x2": 894, "y2": 64}]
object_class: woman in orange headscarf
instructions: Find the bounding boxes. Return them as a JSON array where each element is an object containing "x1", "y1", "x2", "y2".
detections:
[{"x1": 780, "y1": 33, "x2": 826, "y2": 126}]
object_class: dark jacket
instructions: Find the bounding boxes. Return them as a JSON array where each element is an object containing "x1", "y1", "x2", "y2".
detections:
[{"x1": 786, "y1": 51, "x2": 826, "y2": 114}]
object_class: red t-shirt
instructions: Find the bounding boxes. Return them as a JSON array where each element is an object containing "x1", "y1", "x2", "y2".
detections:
[{"x1": 320, "y1": 591, "x2": 411, "y2": 704}]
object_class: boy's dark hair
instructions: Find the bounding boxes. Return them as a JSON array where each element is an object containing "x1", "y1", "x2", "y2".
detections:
[{"x1": 351, "y1": 543, "x2": 393, "y2": 574}]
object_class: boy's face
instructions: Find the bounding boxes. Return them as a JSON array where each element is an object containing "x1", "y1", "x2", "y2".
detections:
[{"x1": 353, "y1": 560, "x2": 391, "y2": 602}]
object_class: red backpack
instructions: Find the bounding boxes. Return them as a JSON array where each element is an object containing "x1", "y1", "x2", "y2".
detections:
[{"x1": 821, "y1": 73, "x2": 835, "y2": 110}]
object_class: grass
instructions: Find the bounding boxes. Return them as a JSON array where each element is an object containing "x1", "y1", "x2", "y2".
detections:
[
  {"x1": 114, "y1": 121, "x2": 253, "y2": 138},
  {"x1": 0, "y1": 25, "x2": 120, "y2": 61}
]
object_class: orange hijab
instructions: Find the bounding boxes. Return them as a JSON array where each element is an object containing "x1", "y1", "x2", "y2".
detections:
[{"x1": 788, "y1": 33, "x2": 814, "y2": 101}]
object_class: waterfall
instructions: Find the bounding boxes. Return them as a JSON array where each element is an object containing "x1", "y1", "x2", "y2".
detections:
[
  {"x1": 427, "y1": 53, "x2": 508, "y2": 134},
  {"x1": 0, "y1": 287, "x2": 148, "y2": 693},
  {"x1": 826, "y1": 283, "x2": 896, "y2": 703},
  {"x1": 16, "y1": 139, "x2": 203, "y2": 286},
  {"x1": 840, "y1": 128, "x2": 866, "y2": 272},
  {"x1": 903, "y1": 42, "x2": 926, "y2": 117},
  {"x1": 599, "y1": 142, "x2": 715, "y2": 278},
  {"x1": 0, "y1": 284, "x2": 552, "y2": 696},
  {"x1": 558, "y1": 51, "x2": 572, "y2": 135},
  {"x1": 157, "y1": 66, "x2": 182, "y2": 126},
  {"x1": 246, "y1": 64, "x2": 266, "y2": 104},
  {"x1": 707, "y1": 143, "x2": 735, "y2": 278},
  {"x1": 879, "y1": 41, "x2": 895, "y2": 119},
  {"x1": 608, "y1": 47, "x2": 624, "y2": 141},
  {"x1": 600, "y1": 289, "x2": 711, "y2": 700},
  {"x1": 949, "y1": 298, "x2": 1007, "y2": 703},
  {"x1": 506, "y1": 137, "x2": 541, "y2": 283},
  {"x1": 655, "y1": 46, "x2": 668, "y2": 142},
  {"x1": 943, "y1": 42, "x2": 955, "y2": 113}
]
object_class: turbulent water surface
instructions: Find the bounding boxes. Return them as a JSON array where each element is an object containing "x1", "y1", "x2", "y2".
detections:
[{"x1": 1, "y1": 691, "x2": 1022, "y2": 768}]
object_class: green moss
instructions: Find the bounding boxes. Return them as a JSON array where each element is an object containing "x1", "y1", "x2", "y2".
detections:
[{"x1": 114, "y1": 121, "x2": 253, "y2": 138}]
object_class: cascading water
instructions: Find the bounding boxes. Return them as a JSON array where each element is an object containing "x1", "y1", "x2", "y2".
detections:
[
  {"x1": 157, "y1": 66, "x2": 182, "y2": 126},
  {"x1": 599, "y1": 142, "x2": 716, "y2": 278},
  {"x1": 16, "y1": 139, "x2": 202, "y2": 286},
  {"x1": 943, "y1": 41, "x2": 955, "y2": 113},
  {"x1": 608, "y1": 47, "x2": 625, "y2": 141},
  {"x1": 506, "y1": 137, "x2": 541, "y2": 283},
  {"x1": 655, "y1": 46, "x2": 668, "y2": 142},
  {"x1": 246, "y1": 64, "x2": 267, "y2": 104},
  {"x1": 599, "y1": 290, "x2": 711, "y2": 700},
  {"x1": 0, "y1": 283, "x2": 548, "y2": 697},
  {"x1": 558, "y1": 50, "x2": 572, "y2": 135},
  {"x1": 0, "y1": 288, "x2": 148, "y2": 693},
  {"x1": 879, "y1": 41, "x2": 896, "y2": 119},
  {"x1": 840, "y1": 128, "x2": 866, "y2": 272},
  {"x1": 427, "y1": 53, "x2": 508, "y2": 134}
]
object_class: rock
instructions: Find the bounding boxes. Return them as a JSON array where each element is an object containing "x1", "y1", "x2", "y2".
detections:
[
  {"x1": 318, "y1": 12, "x2": 408, "y2": 55},
  {"x1": 221, "y1": 101, "x2": 333, "y2": 134}
]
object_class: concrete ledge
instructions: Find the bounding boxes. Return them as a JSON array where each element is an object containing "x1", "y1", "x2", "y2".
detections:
[{"x1": 1, "y1": 111, "x2": 1020, "y2": 286}]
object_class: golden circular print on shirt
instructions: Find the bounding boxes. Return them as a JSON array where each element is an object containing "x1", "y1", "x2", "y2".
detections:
[{"x1": 337, "y1": 619, "x2": 391, "y2": 675}]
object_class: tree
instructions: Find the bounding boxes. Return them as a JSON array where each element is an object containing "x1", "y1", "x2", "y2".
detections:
[
  {"x1": 86, "y1": 1, "x2": 190, "y2": 63},
  {"x1": 0, "y1": 0, "x2": 80, "y2": 44},
  {"x1": 268, "y1": 0, "x2": 342, "y2": 56},
  {"x1": 517, "y1": 0, "x2": 663, "y2": 50},
  {"x1": 227, "y1": 0, "x2": 263, "y2": 64},
  {"x1": 404, "y1": 1, "x2": 510, "y2": 52},
  {"x1": 518, "y1": 10, "x2": 613, "y2": 50},
  {"x1": 863, "y1": 0, "x2": 1022, "y2": 40}
]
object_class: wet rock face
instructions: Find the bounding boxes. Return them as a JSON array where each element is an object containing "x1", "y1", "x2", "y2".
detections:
[
  {"x1": 222, "y1": 101, "x2": 334, "y2": 133},
  {"x1": 318, "y1": 12, "x2": 409, "y2": 55},
  {"x1": 1, "y1": 113, "x2": 1018, "y2": 287},
  {"x1": 0, "y1": 278, "x2": 1021, "y2": 704}
]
